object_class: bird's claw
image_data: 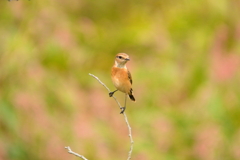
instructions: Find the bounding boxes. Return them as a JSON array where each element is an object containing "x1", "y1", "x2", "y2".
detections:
[
  {"x1": 120, "y1": 107, "x2": 126, "y2": 114},
  {"x1": 109, "y1": 92, "x2": 114, "y2": 97}
]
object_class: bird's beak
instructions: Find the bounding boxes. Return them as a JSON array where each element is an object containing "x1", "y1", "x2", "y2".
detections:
[{"x1": 125, "y1": 58, "x2": 130, "y2": 61}]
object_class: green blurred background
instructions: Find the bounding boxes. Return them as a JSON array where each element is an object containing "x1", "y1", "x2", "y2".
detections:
[{"x1": 1, "y1": 0, "x2": 240, "y2": 160}]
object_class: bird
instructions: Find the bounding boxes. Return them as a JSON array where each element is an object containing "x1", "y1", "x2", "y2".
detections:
[{"x1": 109, "y1": 53, "x2": 135, "y2": 114}]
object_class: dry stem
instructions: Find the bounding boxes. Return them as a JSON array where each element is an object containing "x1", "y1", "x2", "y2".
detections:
[
  {"x1": 65, "y1": 146, "x2": 88, "y2": 160},
  {"x1": 65, "y1": 73, "x2": 134, "y2": 160},
  {"x1": 89, "y1": 73, "x2": 134, "y2": 160}
]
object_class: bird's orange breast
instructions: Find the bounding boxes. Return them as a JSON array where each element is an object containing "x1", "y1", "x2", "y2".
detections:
[{"x1": 111, "y1": 67, "x2": 131, "y2": 94}]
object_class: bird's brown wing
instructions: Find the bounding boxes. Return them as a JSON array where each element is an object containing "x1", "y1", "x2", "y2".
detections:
[{"x1": 128, "y1": 70, "x2": 132, "y2": 84}]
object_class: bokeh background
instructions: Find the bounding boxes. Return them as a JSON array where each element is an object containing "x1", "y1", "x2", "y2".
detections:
[{"x1": 1, "y1": 0, "x2": 240, "y2": 160}]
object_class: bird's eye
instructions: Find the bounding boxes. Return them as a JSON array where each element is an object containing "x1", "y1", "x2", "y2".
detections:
[{"x1": 117, "y1": 56, "x2": 123, "y2": 59}]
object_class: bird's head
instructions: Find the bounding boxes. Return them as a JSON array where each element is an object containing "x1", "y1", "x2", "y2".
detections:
[{"x1": 115, "y1": 53, "x2": 130, "y2": 68}]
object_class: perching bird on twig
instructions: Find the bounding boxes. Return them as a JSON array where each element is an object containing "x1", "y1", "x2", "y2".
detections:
[{"x1": 109, "y1": 53, "x2": 135, "y2": 114}]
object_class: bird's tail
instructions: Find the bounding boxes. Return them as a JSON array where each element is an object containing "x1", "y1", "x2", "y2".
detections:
[
  {"x1": 129, "y1": 88, "x2": 136, "y2": 102},
  {"x1": 129, "y1": 94, "x2": 136, "y2": 102}
]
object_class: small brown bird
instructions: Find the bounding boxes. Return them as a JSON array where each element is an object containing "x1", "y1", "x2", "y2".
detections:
[{"x1": 109, "y1": 53, "x2": 135, "y2": 114}]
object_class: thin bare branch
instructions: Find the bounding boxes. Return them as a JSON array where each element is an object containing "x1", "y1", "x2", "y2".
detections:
[
  {"x1": 123, "y1": 113, "x2": 134, "y2": 160},
  {"x1": 89, "y1": 73, "x2": 134, "y2": 160},
  {"x1": 65, "y1": 74, "x2": 134, "y2": 160},
  {"x1": 65, "y1": 146, "x2": 88, "y2": 160}
]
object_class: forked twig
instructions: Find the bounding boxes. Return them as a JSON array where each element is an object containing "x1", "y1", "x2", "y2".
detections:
[
  {"x1": 89, "y1": 73, "x2": 134, "y2": 160},
  {"x1": 65, "y1": 74, "x2": 134, "y2": 160}
]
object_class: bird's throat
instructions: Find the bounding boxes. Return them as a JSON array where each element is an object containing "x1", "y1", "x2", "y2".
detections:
[{"x1": 115, "y1": 61, "x2": 127, "y2": 68}]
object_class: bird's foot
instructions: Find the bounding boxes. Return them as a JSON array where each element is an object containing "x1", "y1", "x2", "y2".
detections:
[
  {"x1": 120, "y1": 107, "x2": 126, "y2": 114},
  {"x1": 109, "y1": 92, "x2": 114, "y2": 97},
  {"x1": 109, "y1": 90, "x2": 118, "y2": 97}
]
